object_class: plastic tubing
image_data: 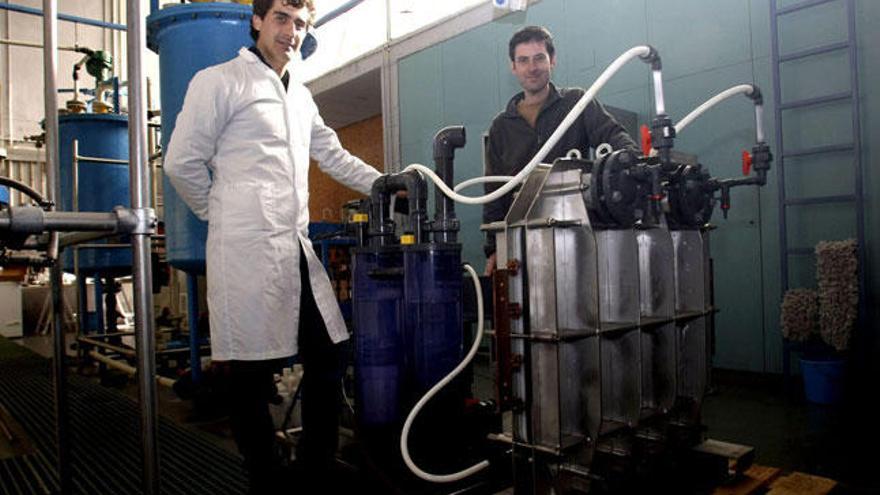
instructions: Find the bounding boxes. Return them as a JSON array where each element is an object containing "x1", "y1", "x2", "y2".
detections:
[
  {"x1": 674, "y1": 84, "x2": 756, "y2": 134},
  {"x1": 400, "y1": 263, "x2": 490, "y2": 483},
  {"x1": 401, "y1": 45, "x2": 653, "y2": 206},
  {"x1": 452, "y1": 176, "x2": 513, "y2": 193}
]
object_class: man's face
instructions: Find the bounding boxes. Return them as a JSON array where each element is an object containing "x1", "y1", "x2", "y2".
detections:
[
  {"x1": 252, "y1": 0, "x2": 309, "y2": 65},
  {"x1": 510, "y1": 40, "x2": 555, "y2": 95}
]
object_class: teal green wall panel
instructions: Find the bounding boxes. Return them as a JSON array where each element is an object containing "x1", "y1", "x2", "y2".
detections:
[
  {"x1": 647, "y1": 0, "x2": 753, "y2": 81},
  {"x1": 396, "y1": 0, "x2": 879, "y2": 373}
]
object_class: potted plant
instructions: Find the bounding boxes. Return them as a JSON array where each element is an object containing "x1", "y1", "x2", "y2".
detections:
[{"x1": 781, "y1": 239, "x2": 857, "y2": 405}]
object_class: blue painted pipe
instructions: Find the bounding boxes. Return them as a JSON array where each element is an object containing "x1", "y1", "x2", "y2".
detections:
[{"x1": 0, "y1": 3, "x2": 126, "y2": 31}]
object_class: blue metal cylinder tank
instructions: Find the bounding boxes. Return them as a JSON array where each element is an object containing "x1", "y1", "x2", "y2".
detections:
[
  {"x1": 147, "y1": 3, "x2": 252, "y2": 274},
  {"x1": 403, "y1": 245, "x2": 463, "y2": 396},
  {"x1": 58, "y1": 113, "x2": 132, "y2": 275},
  {"x1": 352, "y1": 247, "x2": 406, "y2": 427},
  {"x1": 0, "y1": 185, "x2": 8, "y2": 206}
]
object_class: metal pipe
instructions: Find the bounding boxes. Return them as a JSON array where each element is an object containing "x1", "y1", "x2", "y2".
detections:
[
  {"x1": 78, "y1": 335, "x2": 135, "y2": 357},
  {"x1": 126, "y1": 0, "x2": 159, "y2": 491},
  {"x1": 73, "y1": 139, "x2": 79, "y2": 212},
  {"x1": 186, "y1": 273, "x2": 201, "y2": 385},
  {"x1": 42, "y1": 1, "x2": 70, "y2": 493},
  {"x1": 58, "y1": 231, "x2": 115, "y2": 247},
  {"x1": 0, "y1": 3, "x2": 127, "y2": 31},
  {"x1": 88, "y1": 351, "x2": 176, "y2": 388},
  {"x1": 44, "y1": 212, "x2": 124, "y2": 231},
  {"x1": 75, "y1": 243, "x2": 130, "y2": 249},
  {"x1": 78, "y1": 155, "x2": 129, "y2": 165},
  {"x1": 0, "y1": 38, "x2": 79, "y2": 51}
]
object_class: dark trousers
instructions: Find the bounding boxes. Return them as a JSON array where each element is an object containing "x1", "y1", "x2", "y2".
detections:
[{"x1": 227, "y1": 249, "x2": 341, "y2": 492}]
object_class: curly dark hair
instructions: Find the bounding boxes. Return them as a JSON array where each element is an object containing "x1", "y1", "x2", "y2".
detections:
[{"x1": 250, "y1": 0, "x2": 316, "y2": 41}]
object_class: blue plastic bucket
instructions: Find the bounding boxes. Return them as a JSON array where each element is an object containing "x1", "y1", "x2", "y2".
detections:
[{"x1": 800, "y1": 358, "x2": 845, "y2": 405}]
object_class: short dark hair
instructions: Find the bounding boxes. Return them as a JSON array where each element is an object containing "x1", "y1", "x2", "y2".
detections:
[
  {"x1": 250, "y1": 0, "x2": 316, "y2": 41},
  {"x1": 508, "y1": 26, "x2": 555, "y2": 61}
]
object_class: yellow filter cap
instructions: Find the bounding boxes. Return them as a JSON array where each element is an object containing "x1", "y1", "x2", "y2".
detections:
[
  {"x1": 400, "y1": 234, "x2": 415, "y2": 245},
  {"x1": 352, "y1": 213, "x2": 369, "y2": 223}
]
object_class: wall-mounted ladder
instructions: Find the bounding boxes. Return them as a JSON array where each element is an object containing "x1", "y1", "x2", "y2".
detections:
[{"x1": 770, "y1": 0, "x2": 866, "y2": 379}]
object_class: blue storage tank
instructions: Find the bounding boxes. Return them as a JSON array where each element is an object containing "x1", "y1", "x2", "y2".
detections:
[
  {"x1": 0, "y1": 185, "x2": 8, "y2": 206},
  {"x1": 352, "y1": 247, "x2": 406, "y2": 427},
  {"x1": 58, "y1": 113, "x2": 132, "y2": 275},
  {"x1": 403, "y1": 245, "x2": 463, "y2": 396},
  {"x1": 147, "y1": 3, "x2": 252, "y2": 274}
]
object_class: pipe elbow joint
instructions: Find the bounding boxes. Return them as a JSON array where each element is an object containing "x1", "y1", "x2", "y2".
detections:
[
  {"x1": 639, "y1": 45, "x2": 662, "y2": 70},
  {"x1": 433, "y1": 125, "x2": 466, "y2": 160},
  {"x1": 747, "y1": 85, "x2": 764, "y2": 105}
]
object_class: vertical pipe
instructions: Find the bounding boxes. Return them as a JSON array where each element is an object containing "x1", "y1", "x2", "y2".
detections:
[
  {"x1": 126, "y1": 0, "x2": 159, "y2": 492},
  {"x1": 77, "y1": 274, "x2": 88, "y2": 335},
  {"x1": 754, "y1": 104, "x2": 765, "y2": 144},
  {"x1": 652, "y1": 69, "x2": 666, "y2": 116},
  {"x1": 95, "y1": 277, "x2": 106, "y2": 336},
  {"x1": 845, "y1": 0, "x2": 866, "y2": 326},
  {"x1": 186, "y1": 273, "x2": 201, "y2": 385},
  {"x1": 42, "y1": 1, "x2": 71, "y2": 493}
]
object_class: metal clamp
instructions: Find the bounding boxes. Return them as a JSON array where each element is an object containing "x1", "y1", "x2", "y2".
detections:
[{"x1": 116, "y1": 207, "x2": 156, "y2": 235}]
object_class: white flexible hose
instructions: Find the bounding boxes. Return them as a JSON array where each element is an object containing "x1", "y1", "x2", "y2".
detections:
[
  {"x1": 400, "y1": 263, "x2": 489, "y2": 483},
  {"x1": 401, "y1": 45, "x2": 653, "y2": 206},
  {"x1": 453, "y1": 176, "x2": 514, "y2": 193},
  {"x1": 674, "y1": 84, "x2": 755, "y2": 134}
]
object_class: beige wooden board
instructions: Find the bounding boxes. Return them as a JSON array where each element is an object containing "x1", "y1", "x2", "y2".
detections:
[
  {"x1": 309, "y1": 114, "x2": 384, "y2": 223},
  {"x1": 714, "y1": 465, "x2": 782, "y2": 495},
  {"x1": 767, "y1": 472, "x2": 837, "y2": 495}
]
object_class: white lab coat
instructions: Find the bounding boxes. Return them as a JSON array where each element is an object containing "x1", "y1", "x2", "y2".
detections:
[{"x1": 164, "y1": 48, "x2": 382, "y2": 361}]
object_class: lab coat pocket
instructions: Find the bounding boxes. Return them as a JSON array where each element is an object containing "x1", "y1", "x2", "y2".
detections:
[{"x1": 213, "y1": 182, "x2": 272, "y2": 233}]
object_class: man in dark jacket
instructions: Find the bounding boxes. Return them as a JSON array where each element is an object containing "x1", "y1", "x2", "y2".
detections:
[{"x1": 483, "y1": 26, "x2": 637, "y2": 274}]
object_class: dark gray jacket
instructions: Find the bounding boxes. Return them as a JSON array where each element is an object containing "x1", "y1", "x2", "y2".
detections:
[{"x1": 483, "y1": 83, "x2": 637, "y2": 256}]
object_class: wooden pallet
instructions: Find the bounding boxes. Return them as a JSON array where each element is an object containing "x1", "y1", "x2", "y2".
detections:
[{"x1": 713, "y1": 465, "x2": 837, "y2": 495}]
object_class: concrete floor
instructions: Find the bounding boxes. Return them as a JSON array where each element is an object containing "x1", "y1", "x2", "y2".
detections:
[{"x1": 10, "y1": 334, "x2": 877, "y2": 493}]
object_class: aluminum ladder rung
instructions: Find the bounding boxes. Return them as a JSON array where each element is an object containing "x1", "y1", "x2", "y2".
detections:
[
  {"x1": 784, "y1": 194, "x2": 855, "y2": 206},
  {"x1": 782, "y1": 143, "x2": 854, "y2": 158},
  {"x1": 777, "y1": 0, "x2": 838, "y2": 16},
  {"x1": 779, "y1": 41, "x2": 849, "y2": 63},
  {"x1": 779, "y1": 91, "x2": 851, "y2": 110}
]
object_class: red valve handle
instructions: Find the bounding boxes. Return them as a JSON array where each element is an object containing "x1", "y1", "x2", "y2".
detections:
[
  {"x1": 742, "y1": 150, "x2": 752, "y2": 176},
  {"x1": 640, "y1": 124, "x2": 652, "y2": 157}
]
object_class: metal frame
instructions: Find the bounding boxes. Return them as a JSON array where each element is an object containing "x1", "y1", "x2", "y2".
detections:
[
  {"x1": 770, "y1": 0, "x2": 866, "y2": 379},
  {"x1": 0, "y1": 3, "x2": 126, "y2": 31},
  {"x1": 35, "y1": 1, "x2": 158, "y2": 493}
]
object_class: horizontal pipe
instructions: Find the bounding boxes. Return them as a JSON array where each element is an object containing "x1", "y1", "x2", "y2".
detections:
[
  {"x1": 42, "y1": 212, "x2": 121, "y2": 232},
  {"x1": 88, "y1": 351, "x2": 175, "y2": 388},
  {"x1": 0, "y1": 38, "x2": 79, "y2": 51},
  {"x1": 77, "y1": 155, "x2": 128, "y2": 165},
  {"x1": 78, "y1": 336, "x2": 135, "y2": 357},
  {"x1": 58, "y1": 231, "x2": 115, "y2": 247},
  {"x1": 0, "y1": 3, "x2": 126, "y2": 31},
  {"x1": 73, "y1": 243, "x2": 131, "y2": 249}
]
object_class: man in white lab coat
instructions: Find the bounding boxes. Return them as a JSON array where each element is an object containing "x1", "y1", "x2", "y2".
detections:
[{"x1": 164, "y1": 0, "x2": 382, "y2": 489}]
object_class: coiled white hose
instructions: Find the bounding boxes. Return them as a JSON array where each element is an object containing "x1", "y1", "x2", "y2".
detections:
[
  {"x1": 400, "y1": 263, "x2": 489, "y2": 483},
  {"x1": 401, "y1": 45, "x2": 653, "y2": 206},
  {"x1": 674, "y1": 84, "x2": 755, "y2": 134}
]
